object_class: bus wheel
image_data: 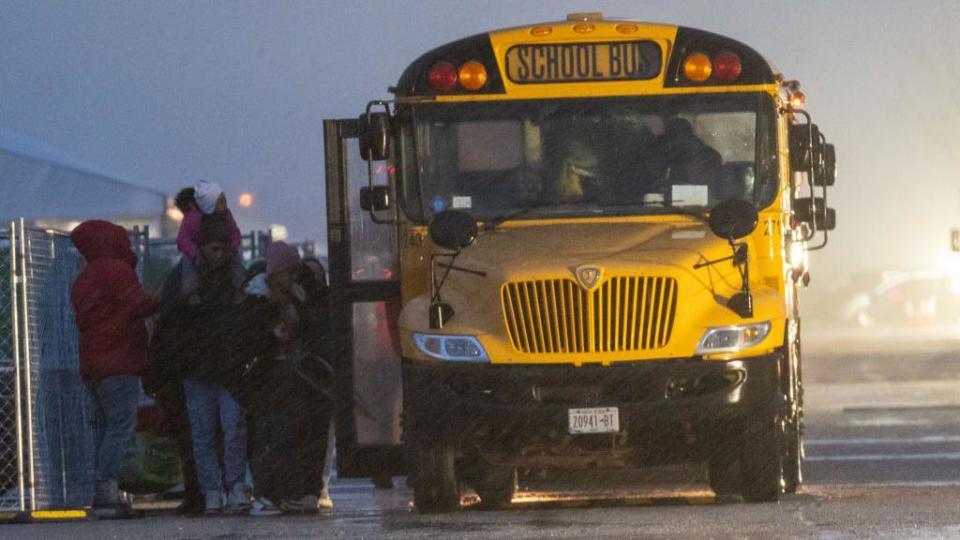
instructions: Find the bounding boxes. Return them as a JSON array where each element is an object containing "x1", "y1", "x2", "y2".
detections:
[
  {"x1": 707, "y1": 436, "x2": 740, "y2": 497},
  {"x1": 474, "y1": 467, "x2": 517, "y2": 509},
  {"x1": 411, "y1": 440, "x2": 461, "y2": 513},
  {"x1": 739, "y1": 416, "x2": 783, "y2": 503},
  {"x1": 783, "y1": 419, "x2": 803, "y2": 494}
]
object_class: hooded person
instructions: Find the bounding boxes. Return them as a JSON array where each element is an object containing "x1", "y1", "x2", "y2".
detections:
[
  {"x1": 240, "y1": 242, "x2": 334, "y2": 516},
  {"x1": 70, "y1": 220, "x2": 159, "y2": 518}
]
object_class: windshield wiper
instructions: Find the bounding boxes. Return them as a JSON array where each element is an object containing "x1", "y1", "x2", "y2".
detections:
[
  {"x1": 482, "y1": 203, "x2": 547, "y2": 231},
  {"x1": 595, "y1": 198, "x2": 710, "y2": 225},
  {"x1": 640, "y1": 200, "x2": 710, "y2": 225},
  {"x1": 482, "y1": 198, "x2": 600, "y2": 231}
]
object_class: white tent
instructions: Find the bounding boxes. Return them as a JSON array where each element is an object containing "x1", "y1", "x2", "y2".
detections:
[{"x1": 0, "y1": 130, "x2": 169, "y2": 235}]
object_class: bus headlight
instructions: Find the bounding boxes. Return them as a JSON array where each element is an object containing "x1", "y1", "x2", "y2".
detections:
[
  {"x1": 413, "y1": 333, "x2": 489, "y2": 362},
  {"x1": 695, "y1": 322, "x2": 771, "y2": 355}
]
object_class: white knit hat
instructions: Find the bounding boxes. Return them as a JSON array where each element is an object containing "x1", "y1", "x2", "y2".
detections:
[{"x1": 194, "y1": 180, "x2": 223, "y2": 215}]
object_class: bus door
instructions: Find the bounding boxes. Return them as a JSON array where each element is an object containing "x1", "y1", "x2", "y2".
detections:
[{"x1": 323, "y1": 118, "x2": 404, "y2": 478}]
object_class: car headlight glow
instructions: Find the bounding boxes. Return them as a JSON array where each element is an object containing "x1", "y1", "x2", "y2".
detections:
[
  {"x1": 413, "y1": 333, "x2": 489, "y2": 362},
  {"x1": 696, "y1": 321, "x2": 771, "y2": 355}
]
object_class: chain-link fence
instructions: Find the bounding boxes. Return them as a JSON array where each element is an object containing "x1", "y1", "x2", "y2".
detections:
[
  {"x1": 0, "y1": 221, "x2": 92, "y2": 517},
  {"x1": 0, "y1": 227, "x2": 22, "y2": 512},
  {"x1": 0, "y1": 221, "x2": 321, "y2": 518}
]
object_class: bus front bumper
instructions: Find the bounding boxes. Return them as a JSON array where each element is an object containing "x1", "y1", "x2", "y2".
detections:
[{"x1": 402, "y1": 354, "x2": 785, "y2": 466}]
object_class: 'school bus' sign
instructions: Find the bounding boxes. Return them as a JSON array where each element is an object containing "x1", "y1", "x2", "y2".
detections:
[{"x1": 505, "y1": 41, "x2": 662, "y2": 84}]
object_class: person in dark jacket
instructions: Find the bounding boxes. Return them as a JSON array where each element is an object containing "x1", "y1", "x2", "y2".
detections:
[
  {"x1": 165, "y1": 214, "x2": 250, "y2": 515},
  {"x1": 635, "y1": 117, "x2": 724, "y2": 201},
  {"x1": 146, "y1": 307, "x2": 204, "y2": 514},
  {"x1": 145, "y1": 247, "x2": 207, "y2": 514},
  {"x1": 240, "y1": 242, "x2": 333, "y2": 516},
  {"x1": 70, "y1": 220, "x2": 159, "y2": 518}
]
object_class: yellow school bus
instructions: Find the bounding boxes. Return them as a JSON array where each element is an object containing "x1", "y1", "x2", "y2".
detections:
[{"x1": 323, "y1": 12, "x2": 836, "y2": 511}]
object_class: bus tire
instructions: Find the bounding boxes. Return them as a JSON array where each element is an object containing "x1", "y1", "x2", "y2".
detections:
[
  {"x1": 474, "y1": 467, "x2": 517, "y2": 509},
  {"x1": 411, "y1": 439, "x2": 461, "y2": 513},
  {"x1": 739, "y1": 416, "x2": 783, "y2": 503},
  {"x1": 707, "y1": 436, "x2": 740, "y2": 497},
  {"x1": 783, "y1": 418, "x2": 803, "y2": 494}
]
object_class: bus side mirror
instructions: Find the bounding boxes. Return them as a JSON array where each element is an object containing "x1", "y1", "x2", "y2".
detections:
[
  {"x1": 823, "y1": 207, "x2": 837, "y2": 230},
  {"x1": 815, "y1": 143, "x2": 837, "y2": 186},
  {"x1": 358, "y1": 112, "x2": 390, "y2": 161},
  {"x1": 428, "y1": 210, "x2": 478, "y2": 251},
  {"x1": 794, "y1": 197, "x2": 836, "y2": 231},
  {"x1": 360, "y1": 186, "x2": 391, "y2": 212},
  {"x1": 789, "y1": 123, "x2": 821, "y2": 172},
  {"x1": 708, "y1": 199, "x2": 759, "y2": 241}
]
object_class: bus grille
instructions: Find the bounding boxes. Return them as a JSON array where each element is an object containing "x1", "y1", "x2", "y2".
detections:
[{"x1": 501, "y1": 276, "x2": 678, "y2": 354}]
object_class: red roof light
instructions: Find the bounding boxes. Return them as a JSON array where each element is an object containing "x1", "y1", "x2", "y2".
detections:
[
  {"x1": 712, "y1": 51, "x2": 742, "y2": 83},
  {"x1": 428, "y1": 61, "x2": 458, "y2": 92}
]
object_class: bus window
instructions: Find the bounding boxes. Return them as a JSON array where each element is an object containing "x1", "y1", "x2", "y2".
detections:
[
  {"x1": 457, "y1": 121, "x2": 523, "y2": 172},
  {"x1": 450, "y1": 120, "x2": 527, "y2": 212},
  {"x1": 686, "y1": 111, "x2": 756, "y2": 162},
  {"x1": 682, "y1": 111, "x2": 758, "y2": 203},
  {"x1": 400, "y1": 94, "x2": 778, "y2": 222}
]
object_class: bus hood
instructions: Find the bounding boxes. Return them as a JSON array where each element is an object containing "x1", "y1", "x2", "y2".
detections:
[{"x1": 458, "y1": 219, "x2": 734, "y2": 274}]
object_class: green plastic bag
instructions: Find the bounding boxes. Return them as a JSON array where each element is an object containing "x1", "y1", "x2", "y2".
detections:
[{"x1": 118, "y1": 431, "x2": 183, "y2": 495}]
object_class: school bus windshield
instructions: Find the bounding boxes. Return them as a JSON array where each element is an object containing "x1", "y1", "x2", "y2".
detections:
[{"x1": 400, "y1": 93, "x2": 778, "y2": 223}]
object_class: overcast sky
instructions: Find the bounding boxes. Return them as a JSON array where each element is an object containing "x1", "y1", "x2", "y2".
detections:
[{"x1": 2, "y1": 1, "x2": 959, "y2": 281}]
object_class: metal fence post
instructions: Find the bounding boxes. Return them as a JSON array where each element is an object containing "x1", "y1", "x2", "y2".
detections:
[
  {"x1": 143, "y1": 224, "x2": 151, "y2": 266},
  {"x1": 17, "y1": 219, "x2": 36, "y2": 511},
  {"x1": 8, "y1": 222, "x2": 26, "y2": 513}
]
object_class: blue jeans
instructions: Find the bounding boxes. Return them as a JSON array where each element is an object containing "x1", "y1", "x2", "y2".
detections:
[
  {"x1": 90, "y1": 375, "x2": 140, "y2": 486},
  {"x1": 183, "y1": 378, "x2": 247, "y2": 494}
]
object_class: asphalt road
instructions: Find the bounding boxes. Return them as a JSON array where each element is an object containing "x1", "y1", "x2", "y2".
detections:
[{"x1": 6, "y1": 327, "x2": 960, "y2": 539}]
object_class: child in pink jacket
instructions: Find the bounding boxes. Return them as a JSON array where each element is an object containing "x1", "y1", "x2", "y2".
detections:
[{"x1": 175, "y1": 181, "x2": 242, "y2": 261}]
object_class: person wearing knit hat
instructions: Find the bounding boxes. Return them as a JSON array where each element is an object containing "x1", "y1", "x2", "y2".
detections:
[
  {"x1": 264, "y1": 242, "x2": 302, "y2": 311},
  {"x1": 241, "y1": 244, "x2": 334, "y2": 516},
  {"x1": 168, "y1": 211, "x2": 251, "y2": 515},
  {"x1": 175, "y1": 180, "x2": 242, "y2": 262},
  {"x1": 199, "y1": 213, "x2": 234, "y2": 247},
  {"x1": 266, "y1": 241, "x2": 301, "y2": 276},
  {"x1": 148, "y1": 213, "x2": 244, "y2": 516},
  {"x1": 194, "y1": 180, "x2": 224, "y2": 215}
]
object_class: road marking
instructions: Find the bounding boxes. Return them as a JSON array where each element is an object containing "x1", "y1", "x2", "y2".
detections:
[
  {"x1": 805, "y1": 381, "x2": 960, "y2": 412},
  {"x1": 806, "y1": 452, "x2": 960, "y2": 462},
  {"x1": 808, "y1": 481, "x2": 960, "y2": 488},
  {"x1": 846, "y1": 417, "x2": 933, "y2": 427},
  {"x1": 513, "y1": 492, "x2": 716, "y2": 506},
  {"x1": 843, "y1": 405, "x2": 960, "y2": 413},
  {"x1": 807, "y1": 435, "x2": 960, "y2": 446}
]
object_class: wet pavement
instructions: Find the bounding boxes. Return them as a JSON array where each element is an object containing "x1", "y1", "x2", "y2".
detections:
[{"x1": 5, "y1": 328, "x2": 960, "y2": 538}]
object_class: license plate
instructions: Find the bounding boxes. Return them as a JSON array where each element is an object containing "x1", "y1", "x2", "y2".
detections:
[{"x1": 568, "y1": 407, "x2": 619, "y2": 434}]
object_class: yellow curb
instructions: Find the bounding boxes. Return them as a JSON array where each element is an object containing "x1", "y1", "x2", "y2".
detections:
[{"x1": 30, "y1": 510, "x2": 88, "y2": 520}]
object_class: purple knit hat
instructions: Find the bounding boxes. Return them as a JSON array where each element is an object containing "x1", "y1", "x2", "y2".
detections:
[{"x1": 266, "y1": 241, "x2": 301, "y2": 275}]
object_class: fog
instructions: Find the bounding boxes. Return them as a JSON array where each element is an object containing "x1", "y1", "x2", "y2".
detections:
[{"x1": 2, "y1": 0, "x2": 960, "y2": 324}]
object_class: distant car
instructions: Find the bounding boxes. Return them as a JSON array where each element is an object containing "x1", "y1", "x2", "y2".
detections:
[{"x1": 843, "y1": 271, "x2": 960, "y2": 327}]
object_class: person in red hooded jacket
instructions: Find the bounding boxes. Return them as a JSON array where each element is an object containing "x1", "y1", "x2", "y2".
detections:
[{"x1": 70, "y1": 220, "x2": 159, "y2": 518}]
